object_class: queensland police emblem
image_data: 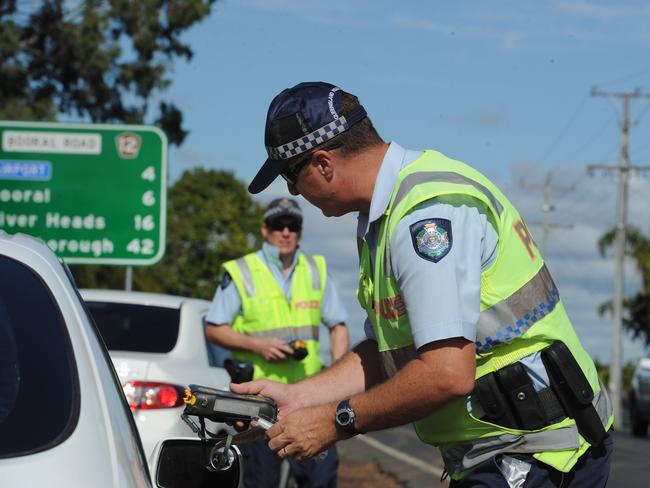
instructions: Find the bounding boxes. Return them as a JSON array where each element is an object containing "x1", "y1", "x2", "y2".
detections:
[{"x1": 409, "y1": 218, "x2": 452, "y2": 263}]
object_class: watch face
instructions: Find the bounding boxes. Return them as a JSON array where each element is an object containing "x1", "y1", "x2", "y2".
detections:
[{"x1": 337, "y1": 411, "x2": 351, "y2": 425}]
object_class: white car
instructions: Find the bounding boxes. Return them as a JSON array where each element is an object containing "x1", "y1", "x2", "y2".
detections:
[
  {"x1": 80, "y1": 289, "x2": 232, "y2": 457},
  {"x1": 0, "y1": 232, "x2": 242, "y2": 488}
]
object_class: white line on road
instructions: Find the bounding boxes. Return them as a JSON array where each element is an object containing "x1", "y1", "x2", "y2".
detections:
[{"x1": 355, "y1": 434, "x2": 445, "y2": 478}]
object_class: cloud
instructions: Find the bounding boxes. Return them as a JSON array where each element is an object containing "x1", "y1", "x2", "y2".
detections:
[
  {"x1": 387, "y1": 2, "x2": 650, "y2": 49},
  {"x1": 170, "y1": 146, "x2": 211, "y2": 166},
  {"x1": 236, "y1": 0, "x2": 374, "y2": 27},
  {"x1": 558, "y1": 1, "x2": 650, "y2": 22},
  {"x1": 444, "y1": 109, "x2": 508, "y2": 129}
]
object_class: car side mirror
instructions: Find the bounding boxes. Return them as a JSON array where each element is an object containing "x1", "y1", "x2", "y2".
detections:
[{"x1": 150, "y1": 438, "x2": 242, "y2": 488}]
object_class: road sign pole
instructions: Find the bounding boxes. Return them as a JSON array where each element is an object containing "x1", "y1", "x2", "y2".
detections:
[{"x1": 125, "y1": 266, "x2": 133, "y2": 291}]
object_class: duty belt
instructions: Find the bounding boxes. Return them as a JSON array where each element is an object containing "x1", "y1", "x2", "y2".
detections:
[{"x1": 442, "y1": 380, "x2": 612, "y2": 475}]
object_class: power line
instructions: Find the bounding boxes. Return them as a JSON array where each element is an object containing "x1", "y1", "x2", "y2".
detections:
[
  {"x1": 588, "y1": 87, "x2": 650, "y2": 430},
  {"x1": 560, "y1": 113, "x2": 615, "y2": 165},
  {"x1": 632, "y1": 99, "x2": 650, "y2": 126},
  {"x1": 539, "y1": 96, "x2": 588, "y2": 164},
  {"x1": 595, "y1": 66, "x2": 650, "y2": 87},
  {"x1": 521, "y1": 172, "x2": 575, "y2": 255}
]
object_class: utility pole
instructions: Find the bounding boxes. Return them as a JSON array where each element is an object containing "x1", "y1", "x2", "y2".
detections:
[
  {"x1": 588, "y1": 87, "x2": 650, "y2": 429},
  {"x1": 521, "y1": 171, "x2": 574, "y2": 255}
]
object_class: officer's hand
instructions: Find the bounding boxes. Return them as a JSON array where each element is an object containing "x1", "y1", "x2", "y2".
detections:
[
  {"x1": 230, "y1": 379, "x2": 300, "y2": 418},
  {"x1": 254, "y1": 337, "x2": 294, "y2": 362},
  {"x1": 267, "y1": 404, "x2": 340, "y2": 462}
]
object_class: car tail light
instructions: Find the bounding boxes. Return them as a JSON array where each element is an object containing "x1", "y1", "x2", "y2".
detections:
[{"x1": 123, "y1": 381, "x2": 186, "y2": 410}]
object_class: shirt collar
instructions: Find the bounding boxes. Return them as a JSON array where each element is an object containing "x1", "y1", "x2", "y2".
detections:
[
  {"x1": 357, "y1": 142, "x2": 422, "y2": 237},
  {"x1": 261, "y1": 241, "x2": 301, "y2": 273}
]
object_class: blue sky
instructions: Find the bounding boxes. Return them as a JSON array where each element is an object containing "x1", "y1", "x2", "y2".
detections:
[{"x1": 161, "y1": 1, "x2": 650, "y2": 363}]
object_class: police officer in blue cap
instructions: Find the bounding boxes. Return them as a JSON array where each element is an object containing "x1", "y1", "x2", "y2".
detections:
[{"x1": 236, "y1": 82, "x2": 613, "y2": 487}]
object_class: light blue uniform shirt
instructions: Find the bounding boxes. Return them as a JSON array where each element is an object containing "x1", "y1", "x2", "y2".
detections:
[
  {"x1": 360, "y1": 143, "x2": 548, "y2": 392},
  {"x1": 206, "y1": 242, "x2": 348, "y2": 328},
  {"x1": 359, "y1": 142, "x2": 498, "y2": 347}
]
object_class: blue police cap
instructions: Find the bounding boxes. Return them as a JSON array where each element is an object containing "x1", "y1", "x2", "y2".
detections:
[
  {"x1": 263, "y1": 198, "x2": 302, "y2": 224},
  {"x1": 248, "y1": 82, "x2": 367, "y2": 194}
]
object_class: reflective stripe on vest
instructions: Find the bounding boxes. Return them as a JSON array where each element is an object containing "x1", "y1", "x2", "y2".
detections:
[
  {"x1": 236, "y1": 257, "x2": 255, "y2": 296},
  {"x1": 440, "y1": 383, "x2": 612, "y2": 474},
  {"x1": 244, "y1": 325, "x2": 320, "y2": 341},
  {"x1": 383, "y1": 170, "x2": 505, "y2": 277},
  {"x1": 476, "y1": 264, "x2": 559, "y2": 353},
  {"x1": 305, "y1": 255, "x2": 322, "y2": 291}
]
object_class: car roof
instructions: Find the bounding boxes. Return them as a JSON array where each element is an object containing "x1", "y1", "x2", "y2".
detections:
[
  {"x1": 80, "y1": 289, "x2": 211, "y2": 309},
  {"x1": 0, "y1": 231, "x2": 65, "y2": 272}
]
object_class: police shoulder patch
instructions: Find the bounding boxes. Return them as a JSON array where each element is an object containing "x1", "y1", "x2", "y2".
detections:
[
  {"x1": 220, "y1": 272, "x2": 232, "y2": 290},
  {"x1": 409, "y1": 218, "x2": 453, "y2": 263}
]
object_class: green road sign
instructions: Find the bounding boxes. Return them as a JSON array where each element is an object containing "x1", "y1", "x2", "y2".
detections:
[{"x1": 0, "y1": 121, "x2": 167, "y2": 265}]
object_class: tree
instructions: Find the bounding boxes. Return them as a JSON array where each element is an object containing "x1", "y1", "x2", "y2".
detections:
[
  {"x1": 132, "y1": 168, "x2": 264, "y2": 299},
  {"x1": 0, "y1": 0, "x2": 215, "y2": 144},
  {"x1": 598, "y1": 226, "x2": 650, "y2": 345}
]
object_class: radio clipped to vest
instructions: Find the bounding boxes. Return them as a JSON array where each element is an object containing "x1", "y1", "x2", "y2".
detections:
[{"x1": 475, "y1": 341, "x2": 606, "y2": 446}]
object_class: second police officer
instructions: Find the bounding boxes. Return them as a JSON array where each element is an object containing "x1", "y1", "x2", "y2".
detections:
[{"x1": 206, "y1": 197, "x2": 349, "y2": 488}]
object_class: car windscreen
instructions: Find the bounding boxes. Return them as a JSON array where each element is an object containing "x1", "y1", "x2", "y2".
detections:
[
  {"x1": 85, "y1": 301, "x2": 180, "y2": 353},
  {"x1": 0, "y1": 255, "x2": 79, "y2": 458}
]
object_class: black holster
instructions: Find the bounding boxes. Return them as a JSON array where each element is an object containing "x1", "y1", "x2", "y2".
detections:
[
  {"x1": 223, "y1": 358, "x2": 254, "y2": 384},
  {"x1": 541, "y1": 341, "x2": 607, "y2": 446}
]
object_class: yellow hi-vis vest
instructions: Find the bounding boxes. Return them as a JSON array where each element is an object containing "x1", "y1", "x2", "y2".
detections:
[
  {"x1": 222, "y1": 251, "x2": 327, "y2": 384},
  {"x1": 357, "y1": 150, "x2": 613, "y2": 479}
]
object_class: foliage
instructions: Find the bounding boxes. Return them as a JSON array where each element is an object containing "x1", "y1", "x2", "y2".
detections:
[
  {"x1": 0, "y1": 0, "x2": 215, "y2": 144},
  {"x1": 598, "y1": 226, "x2": 650, "y2": 345},
  {"x1": 72, "y1": 168, "x2": 264, "y2": 299},
  {"x1": 593, "y1": 359, "x2": 635, "y2": 396}
]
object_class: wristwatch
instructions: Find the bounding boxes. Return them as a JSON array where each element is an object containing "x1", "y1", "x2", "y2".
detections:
[{"x1": 335, "y1": 400, "x2": 362, "y2": 436}]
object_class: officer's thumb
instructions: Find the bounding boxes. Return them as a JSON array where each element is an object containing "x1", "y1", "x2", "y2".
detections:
[{"x1": 230, "y1": 380, "x2": 266, "y2": 396}]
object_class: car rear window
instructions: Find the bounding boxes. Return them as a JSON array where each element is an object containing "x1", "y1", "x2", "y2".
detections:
[
  {"x1": 0, "y1": 255, "x2": 79, "y2": 458},
  {"x1": 85, "y1": 302, "x2": 180, "y2": 353}
]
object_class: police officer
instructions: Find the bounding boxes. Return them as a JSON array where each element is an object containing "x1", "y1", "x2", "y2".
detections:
[
  {"x1": 231, "y1": 82, "x2": 614, "y2": 487},
  {"x1": 206, "y1": 197, "x2": 349, "y2": 488}
]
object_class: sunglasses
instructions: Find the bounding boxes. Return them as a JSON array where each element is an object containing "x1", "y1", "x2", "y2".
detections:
[
  {"x1": 280, "y1": 155, "x2": 312, "y2": 185},
  {"x1": 280, "y1": 142, "x2": 343, "y2": 185},
  {"x1": 268, "y1": 221, "x2": 302, "y2": 232}
]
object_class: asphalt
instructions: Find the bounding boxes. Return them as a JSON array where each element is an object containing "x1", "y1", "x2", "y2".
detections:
[{"x1": 337, "y1": 425, "x2": 448, "y2": 487}]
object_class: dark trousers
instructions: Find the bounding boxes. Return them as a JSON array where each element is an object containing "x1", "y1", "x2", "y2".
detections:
[
  {"x1": 450, "y1": 433, "x2": 613, "y2": 487},
  {"x1": 239, "y1": 438, "x2": 338, "y2": 488}
]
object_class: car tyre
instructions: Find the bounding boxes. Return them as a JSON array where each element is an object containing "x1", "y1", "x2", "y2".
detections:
[{"x1": 629, "y1": 393, "x2": 648, "y2": 438}]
